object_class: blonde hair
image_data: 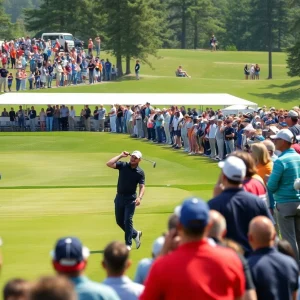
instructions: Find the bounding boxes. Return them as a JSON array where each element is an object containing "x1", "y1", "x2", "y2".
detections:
[{"x1": 251, "y1": 143, "x2": 271, "y2": 165}]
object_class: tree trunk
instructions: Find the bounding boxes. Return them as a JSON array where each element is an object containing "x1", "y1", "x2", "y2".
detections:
[
  {"x1": 125, "y1": 55, "x2": 131, "y2": 74},
  {"x1": 117, "y1": 54, "x2": 123, "y2": 77},
  {"x1": 267, "y1": 0, "x2": 273, "y2": 79},
  {"x1": 181, "y1": 2, "x2": 186, "y2": 49},
  {"x1": 194, "y1": 20, "x2": 198, "y2": 49}
]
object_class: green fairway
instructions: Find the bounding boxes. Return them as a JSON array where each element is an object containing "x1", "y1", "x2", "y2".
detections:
[
  {"x1": 1, "y1": 50, "x2": 299, "y2": 112},
  {"x1": 0, "y1": 132, "x2": 217, "y2": 290}
]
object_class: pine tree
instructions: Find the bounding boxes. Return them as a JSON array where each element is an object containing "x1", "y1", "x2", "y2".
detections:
[{"x1": 0, "y1": 0, "x2": 13, "y2": 39}]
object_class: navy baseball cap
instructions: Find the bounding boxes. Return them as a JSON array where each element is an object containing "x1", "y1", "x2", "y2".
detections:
[
  {"x1": 51, "y1": 237, "x2": 90, "y2": 272},
  {"x1": 176, "y1": 198, "x2": 209, "y2": 229}
]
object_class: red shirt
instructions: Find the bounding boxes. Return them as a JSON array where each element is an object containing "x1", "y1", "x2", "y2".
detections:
[
  {"x1": 140, "y1": 239, "x2": 245, "y2": 300},
  {"x1": 292, "y1": 144, "x2": 300, "y2": 154},
  {"x1": 243, "y1": 175, "x2": 267, "y2": 202}
]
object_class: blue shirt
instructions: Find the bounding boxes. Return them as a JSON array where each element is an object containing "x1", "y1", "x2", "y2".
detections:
[
  {"x1": 248, "y1": 247, "x2": 298, "y2": 300},
  {"x1": 103, "y1": 276, "x2": 144, "y2": 300},
  {"x1": 105, "y1": 62, "x2": 112, "y2": 71},
  {"x1": 98, "y1": 108, "x2": 106, "y2": 120},
  {"x1": 155, "y1": 114, "x2": 164, "y2": 127},
  {"x1": 267, "y1": 148, "x2": 300, "y2": 203},
  {"x1": 70, "y1": 276, "x2": 120, "y2": 300},
  {"x1": 208, "y1": 188, "x2": 273, "y2": 255},
  {"x1": 134, "y1": 258, "x2": 154, "y2": 284}
]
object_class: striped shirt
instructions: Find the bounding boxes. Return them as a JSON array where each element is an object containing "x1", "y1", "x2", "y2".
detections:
[{"x1": 267, "y1": 148, "x2": 300, "y2": 203}]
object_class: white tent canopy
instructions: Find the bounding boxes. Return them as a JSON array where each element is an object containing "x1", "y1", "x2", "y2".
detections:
[
  {"x1": 0, "y1": 93, "x2": 258, "y2": 107},
  {"x1": 221, "y1": 104, "x2": 256, "y2": 115}
]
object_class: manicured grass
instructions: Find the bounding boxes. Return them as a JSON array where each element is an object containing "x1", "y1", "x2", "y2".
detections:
[
  {"x1": 0, "y1": 50, "x2": 299, "y2": 112},
  {"x1": 0, "y1": 132, "x2": 216, "y2": 290}
]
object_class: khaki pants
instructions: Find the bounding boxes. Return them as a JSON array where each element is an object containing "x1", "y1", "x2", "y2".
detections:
[{"x1": 0, "y1": 77, "x2": 7, "y2": 92}]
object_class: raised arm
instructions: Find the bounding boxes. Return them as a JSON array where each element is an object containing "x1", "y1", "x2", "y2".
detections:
[{"x1": 106, "y1": 151, "x2": 129, "y2": 169}]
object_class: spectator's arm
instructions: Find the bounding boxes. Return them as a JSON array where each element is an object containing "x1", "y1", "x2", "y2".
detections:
[{"x1": 267, "y1": 160, "x2": 284, "y2": 193}]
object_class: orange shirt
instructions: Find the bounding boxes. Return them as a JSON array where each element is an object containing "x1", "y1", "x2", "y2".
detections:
[
  {"x1": 140, "y1": 240, "x2": 245, "y2": 300},
  {"x1": 10, "y1": 49, "x2": 17, "y2": 58},
  {"x1": 257, "y1": 161, "x2": 273, "y2": 184}
]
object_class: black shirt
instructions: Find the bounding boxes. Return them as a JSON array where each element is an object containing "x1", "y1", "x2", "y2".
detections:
[
  {"x1": 224, "y1": 126, "x2": 235, "y2": 140},
  {"x1": 248, "y1": 247, "x2": 298, "y2": 300},
  {"x1": 208, "y1": 188, "x2": 273, "y2": 255},
  {"x1": 0, "y1": 68, "x2": 8, "y2": 78},
  {"x1": 94, "y1": 109, "x2": 99, "y2": 120},
  {"x1": 88, "y1": 63, "x2": 95, "y2": 71},
  {"x1": 116, "y1": 162, "x2": 145, "y2": 196},
  {"x1": 9, "y1": 111, "x2": 15, "y2": 121},
  {"x1": 85, "y1": 108, "x2": 91, "y2": 118},
  {"x1": 46, "y1": 107, "x2": 54, "y2": 117},
  {"x1": 117, "y1": 108, "x2": 123, "y2": 118},
  {"x1": 29, "y1": 110, "x2": 36, "y2": 119}
]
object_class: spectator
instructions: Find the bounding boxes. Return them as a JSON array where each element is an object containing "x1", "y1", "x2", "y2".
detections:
[
  {"x1": 208, "y1": 210, "x2": 257, "y2": 300},
  {"x1": 51, "y1": 237, "x2": 119, "y2": 300},
  {"x1": 84, "y1": 105, "x2": 91, "y2": 131},
  {"x1": 216, "y1": 119, "x2": 225, "y2": 160},
  {"x1": 224, "y1": 119, "x2": 235, "y2": 154},
  {"x1": 46, "y1": 104, "x2": 54, "y2": 132},
  {"x1": 0, "y1": 65, "x2": 8, "y2": 92},
  {"x1": 105, "y1": 59, "x2": 112, "y2": 81},
  {"x1": 135, "y1": 60, "x2": 140, "y2": 80},
  {"x1": 29, "y1": 106, "x2": 37, "y2": 132},
  {"x1": 60, "y1": 105, "x2": 69, "y2": 131},
  {"x1": 29, "y1": 276, "x2": 76, "y2": 300},
  {"x1": 163, "y1": 108, "x2": 172, "y2": 145},
  {"x1": 109, "y1": 105, "x2": 117, "y2": 133},
  {"x1": 95, "y1": 36, "x2": 101, "y2": 57},
  {"x1": 208, "y1": 116, "x2": 217, "y2": 159},
  {"x1": 250, "y1": 143, "x2": 273, "y2": 184},
  {"x1": 9, "y1": 107, "x2": 16, "y2": 129},
  {"x1": 68, "y1": 106, "x2": 76, "y2": 131},
  {"x1": 39, "y1": 108, "x2": 46, "y2": 131},
  {"x1": 102, "y1": 241, "x2": 144, "y2": 299},
  {"x1": 3, "y1": 279, "x2": 30, "y2": 300},
  {"x1": 134, "y1": 236, "x2": 165, "y2": 284},
  {"x1": 1, "y1": 108, "x2": 8, "y2": 117},
  {"x1": 17, "y1": 106, "x2": 25, "y2": 130},
  {"x1": 208, "y1": 156, "x2": 272, "y2": 256},
  {"x1": 140, "y1": 197, "x2": 245, "y2": 300},
  {"x1": 286, "y1": 110, "x2": 300, "y2": 140},
  {"x1": 98, "y1": 105, "x2": 106, "y2": 132},
  {"x1": 268, "y1": 129, "x2": 300, "y2": 261},
  {"x1": 248, "y1": 216, "x2": 299, "y2": 300}
]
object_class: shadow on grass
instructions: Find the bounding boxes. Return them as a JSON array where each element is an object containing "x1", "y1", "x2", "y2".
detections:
[
  {"x1": 116, "y1": 76, "x2": 139, "y2": 82},
  {"x1": 250, "y1": 88, "x2": 300, "y2": 103},
  {"x1": 262, "y1": 80, "x2": 300, "y2": 89}
]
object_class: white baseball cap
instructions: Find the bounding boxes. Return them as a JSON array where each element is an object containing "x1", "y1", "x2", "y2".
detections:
[
  {"x1": 131, "y1": 150, "x2": 142, "y2": 159},
  {"x1": 218, "y1": 156, "x2": 246, "y2": 182},
  {"x1": 270, "y1": 129, "x2": 294, "y2": 143},
  {"x1": 287, "y1": 110, "x2": 299, "y2": 118},
  {"x1": 152, "y1": 236, "x2": 165, "y2": 257}
]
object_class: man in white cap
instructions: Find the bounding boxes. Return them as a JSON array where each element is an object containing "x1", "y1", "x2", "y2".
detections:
[
  {"x1": 208, "y1": 156, "x2": 273, "y2": 256},
  {"x1": 106, "y1": 151, "x2": 145, "y2": 250},
  {"x1": 208, "y1": 116, "x2": 217, "y2": 159},
  {"x1": 134, "y1": 236, "x2": 165, "y2": 284},
  {"x1": 285, "y1": 110, "x2": 300, "y2": 140},
  {"x1": 268, "y1": 129, "x2": 300, "y2": 261}
]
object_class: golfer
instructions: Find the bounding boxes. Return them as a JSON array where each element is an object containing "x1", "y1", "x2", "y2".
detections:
[{"x1": 106, "y1": 150, "x2": 145, "y2": 251}]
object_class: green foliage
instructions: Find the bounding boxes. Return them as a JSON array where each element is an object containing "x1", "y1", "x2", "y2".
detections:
[
  {"x1": 224, "y1": 45, "x2": 237, "y2": 51},
  {"x1": 287, "y1": 40, "x2": 300, "y2": 77}
]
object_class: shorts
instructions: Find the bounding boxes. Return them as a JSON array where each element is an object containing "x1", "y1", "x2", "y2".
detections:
[
  {"x1": 255, "y1": 72, "x2": 260, "y2": 75},
  {"x1": 56, "y1": 73, "x2": 62, "y2": 81},
  {"x1": 175, "y1": 130, "x2": 181, "y2": 137}
]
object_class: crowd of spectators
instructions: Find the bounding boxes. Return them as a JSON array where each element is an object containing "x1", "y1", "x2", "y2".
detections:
[
  {"x1": 0, "y1": 36, "x2": 119, "y2": 93},
  {"x1": 1, "y1": 103, "x2": 300, "y2": 299}
]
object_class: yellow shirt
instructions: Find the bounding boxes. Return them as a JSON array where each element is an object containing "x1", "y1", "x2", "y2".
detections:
[{"x1": 257, "y1": 161, "x2": 273, "y2": 184}]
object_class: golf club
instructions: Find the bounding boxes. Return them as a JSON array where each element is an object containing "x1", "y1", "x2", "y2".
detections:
[{"x1": 130, "y1": 154, "x2": 157, "y2": 168}]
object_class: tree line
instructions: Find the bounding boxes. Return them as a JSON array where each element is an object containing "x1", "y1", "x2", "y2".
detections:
[{"x1": 1, "y1": 0, "x2": 300, "y2": 77}]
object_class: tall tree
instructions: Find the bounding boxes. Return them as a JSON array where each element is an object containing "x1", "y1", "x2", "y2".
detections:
[{"x1": 0, "y1": 0, "x2": 14, "y2": 39}]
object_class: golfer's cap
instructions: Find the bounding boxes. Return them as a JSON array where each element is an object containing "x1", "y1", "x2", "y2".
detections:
[
  {"x1": 270, "y1": 129, "x2": 294, "y2": 143},
  {"x1": 152, "y1": 236, "x2": 165, "y2": 257},
  {"x1": 288, "y1": 110, "x2": 299, "y2": 118},
  {"x1": 244, "y1": 124, "x2": 255, "y2": 132},
  {"x1": 51, "y1": 237, "x2": 90, "y2": 272},
  {"x1": 175, "y1": 197, "x2": 209, "y2": 230},
  {"x1": 218, "y1": 156, "x2": 246, "y2": 182},
  {"x1": 132, "y1": 150, "x2": 142, "y2": 159}
]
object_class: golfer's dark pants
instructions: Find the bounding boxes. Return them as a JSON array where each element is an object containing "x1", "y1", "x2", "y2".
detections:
[{"x1": 114, "y1": 194, "x2": 138, "y2": 246}]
